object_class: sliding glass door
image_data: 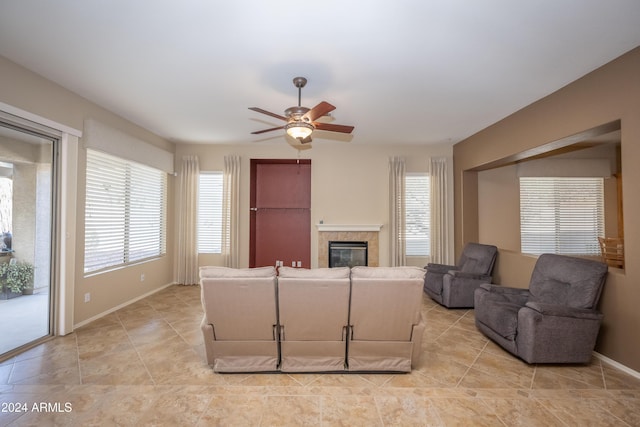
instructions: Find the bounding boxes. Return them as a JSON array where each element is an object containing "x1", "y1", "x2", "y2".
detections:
[{"x1": 0, "y1": 122, "x2": 56, "y2": 357}]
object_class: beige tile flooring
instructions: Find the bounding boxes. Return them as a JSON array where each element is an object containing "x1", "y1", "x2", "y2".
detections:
[{"x1": 0, "y1": 285, "x2": 639, "y2": 426}]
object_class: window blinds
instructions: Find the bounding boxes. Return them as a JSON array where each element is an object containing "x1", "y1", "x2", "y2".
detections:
[
  {"x1": 198, "y1": 173, "x2": 223, "y2": 253},
  {"x1": 84, "y1": 149, "x2": 167, "y2": 274},
  {"x1": 520, "y1": 177, "x2": 604, "y2": 256},
  {"x1": 405, "y1": 174, "x2": 430, "y2": 256}
]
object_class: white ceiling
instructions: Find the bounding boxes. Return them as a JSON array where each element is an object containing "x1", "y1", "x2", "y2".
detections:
[{"x1": 1, "y1": 1, "x2": 640, "y2": 146}]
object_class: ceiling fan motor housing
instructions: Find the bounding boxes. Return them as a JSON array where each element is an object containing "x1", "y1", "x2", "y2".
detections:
[{"x1": 285, "y1": 106, "x2": 311, "y2": 122}]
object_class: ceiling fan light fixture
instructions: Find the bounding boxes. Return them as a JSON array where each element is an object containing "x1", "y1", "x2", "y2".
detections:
[{"x1": 285, "y1": 121, "x2": 314, "y2": 140}]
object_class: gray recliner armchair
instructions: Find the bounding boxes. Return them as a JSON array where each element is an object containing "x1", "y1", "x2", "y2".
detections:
[
  {"x1": 424, "y1": 243, "x2": 497, "y2": 308},
  {"x1": 474, "y1": 254, "x2": 608, "y2": 364}
]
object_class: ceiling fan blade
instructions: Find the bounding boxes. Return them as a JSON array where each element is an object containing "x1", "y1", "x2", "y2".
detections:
[
  {"x1": 248, "y1": 107, "x2": 287, "y2": 121},
  {"x1": 299, "y1": 135, "x2": 312, "y2": 144},
  {"x1": 313, "y1": 122, "x2": 355, "y2": 134},
  {"x1": 251, "y1": 125, "x2": 285, "y2": 135},
  {"x1": 303, "y1": 101, "x2": 336, "y2": 122}
]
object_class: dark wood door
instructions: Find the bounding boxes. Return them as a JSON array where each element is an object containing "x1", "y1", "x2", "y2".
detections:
[{"x1": 250, "y1": 159, "x2": 311, "y2": 268}]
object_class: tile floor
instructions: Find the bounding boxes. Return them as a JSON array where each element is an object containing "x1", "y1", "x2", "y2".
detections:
[{"x1": 0, "y1": 285, "x2": 639, "y2": 426}]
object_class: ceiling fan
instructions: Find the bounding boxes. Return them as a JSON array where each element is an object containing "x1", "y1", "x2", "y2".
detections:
[{"x1": 249, "y1": 77, "x2": 354, "y2": 144}]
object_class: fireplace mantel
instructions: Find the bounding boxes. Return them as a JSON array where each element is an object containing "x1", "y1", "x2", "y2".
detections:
[{"x1": 316, "y1": 224, "x2": 383, "y2": 232}]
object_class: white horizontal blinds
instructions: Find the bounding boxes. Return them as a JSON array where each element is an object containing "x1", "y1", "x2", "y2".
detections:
[
  {"x1": 198, "y1": 173, "x2": 223, "y2": 253},
  {"x1": 84, "y1": 149, "x2": 167, "y2": 274},
  {"x1": 128, "y1": 161, "x2": 167, "y2": 262},
  {"x1": 405, "y1": 174, "x2": 430, "y2": 256},
  {"x1": 84, "y1": 151, "x2": 127, "y2": 272},
  {"x1": 520, "y1": 177, "x2": 604, "y2": 256}
]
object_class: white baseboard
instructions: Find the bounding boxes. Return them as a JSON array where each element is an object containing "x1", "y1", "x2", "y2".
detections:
[
  {"x1": 73, "y1": 282, "x2": 177, "y2": 330},
  {"x1": 593, "y1": 351, "x2": 640, "y2": 380}
]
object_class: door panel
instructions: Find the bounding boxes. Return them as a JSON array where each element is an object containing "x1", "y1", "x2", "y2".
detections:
[
  {"x1": 251, "y1": 160, "x2": 311, "y2": 268},
  {"x1": 256, "y1": 163, "x2": 311, "y2": 208},
  {"x1": 0, "y1": 123, "x2": 54, "y2": 358},
  {"x1": 254, "y1": 208, "x2": 310, "y2": 267}
]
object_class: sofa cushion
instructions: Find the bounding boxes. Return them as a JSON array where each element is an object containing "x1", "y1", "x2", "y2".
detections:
[
  {"x1": 351, "y1": 266, "x2": 425, "y2": 280},
  {"x1": 199, "y1": 266, "x2": 276, "y2": 279},
  {"x1": 278, "y1": 266, "x2": 350, "y2": 279}
]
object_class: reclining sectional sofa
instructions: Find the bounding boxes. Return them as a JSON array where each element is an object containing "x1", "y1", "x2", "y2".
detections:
[{"x1": 200, "y1": 265, "x2": 426, "y2": 373}]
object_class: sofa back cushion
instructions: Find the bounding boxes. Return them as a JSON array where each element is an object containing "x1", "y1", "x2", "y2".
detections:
[
  {"x1": 528, "y1": 254, "x2": 608, "y2": 309},
  {"x1": 200, "y1": 266, "x2": 276, "y2": 278},
  {"x1": 278, "y1": 273, "x2": 351, "y2": 341},
  {"x1": 350, "y1": 266, "x2": 425, "y2": 280},
  {"x1": 350, "y1": 267, "x2": 424, "y2": 341},
  {"x1": 200, "y1": 266, "x2": 278, "y2": 341},
  {"x1": 278, "y1": 266, "x2": 350, "y2": 279}
]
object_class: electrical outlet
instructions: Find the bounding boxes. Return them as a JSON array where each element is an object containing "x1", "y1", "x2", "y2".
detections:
[
  {"x1": 140, "y1": 273, "x2": 145, "y2": 282},
  {"x1": 84, "y1": 292, "x2": 90, "y2": 303}
]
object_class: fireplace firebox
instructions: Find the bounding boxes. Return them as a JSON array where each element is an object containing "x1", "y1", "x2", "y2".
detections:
[{"x1": 328, "y1": 241, "x2": 368, "y2": 268}]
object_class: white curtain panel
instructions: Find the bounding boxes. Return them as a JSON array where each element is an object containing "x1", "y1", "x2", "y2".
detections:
[
  {"x1": 389, "y1": 156, "x2": 406, "y2": 266},
  {"x1": 175, "y1": 155, "x2": 200, "y2": 285},
  {"x1": 430, "y1": 157, "x2": 451, "y2": 264},
  {"x1": 222, "y1": 155, "x2": 241, "y2": 268}
]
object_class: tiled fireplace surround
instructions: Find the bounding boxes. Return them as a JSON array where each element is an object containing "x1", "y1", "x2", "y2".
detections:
[{"x1": 317, "y1": 225, "x2": 381, "y2": 268}]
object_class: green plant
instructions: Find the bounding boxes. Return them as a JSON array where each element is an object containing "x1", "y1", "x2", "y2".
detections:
[{"x1": 0, "y1": 261, "x2": 34, "y2": 293}]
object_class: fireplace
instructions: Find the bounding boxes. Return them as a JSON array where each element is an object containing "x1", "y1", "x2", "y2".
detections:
[
  {"x1": 328, "y1": 241, "x2": 368, "y2": 268},
  {"x1": 317, "y1": 224, "x2": 381, "y2": 268}
]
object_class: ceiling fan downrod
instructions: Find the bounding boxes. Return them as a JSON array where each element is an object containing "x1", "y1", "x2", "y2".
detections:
[{"x1": 293, "y1": 76, "x2": 307, "y2": 107}]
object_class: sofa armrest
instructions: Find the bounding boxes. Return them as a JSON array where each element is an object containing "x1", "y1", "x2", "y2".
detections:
[{"x1": 525, "y1": 301, "x2": 604, "y2": 321}]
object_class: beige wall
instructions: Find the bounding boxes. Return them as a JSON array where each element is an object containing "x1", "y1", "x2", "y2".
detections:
[
  {"x1": 0, "y1": 56, "x2": 176, "y2": 326},
  {"x1": 176, "y1": 141, "x2": 453, "y2": 269},
  {"x1": 454, "y1": 46, "x2": 640, "y2": 371}
]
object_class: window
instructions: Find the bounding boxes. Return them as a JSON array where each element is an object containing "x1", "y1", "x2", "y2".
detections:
[
  {"x1": 84, "y1": 149, "x2": 167, "y2": 274},
  {"x1": 405, "y1": 174, "x2": 430, "y2": 256},
  {"x1": 198, "y1": 172, "x2": 223, "y2": 253},
  {"x1": 520, "y1": 177, "x2": 604, "y2": 256}
]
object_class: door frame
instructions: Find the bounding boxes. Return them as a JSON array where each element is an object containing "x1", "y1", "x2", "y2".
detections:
[{"x1": 0, "y1": 103, "x2": 80, "y2": 360}]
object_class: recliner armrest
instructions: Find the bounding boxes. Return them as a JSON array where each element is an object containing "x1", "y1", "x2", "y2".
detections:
[
  {"x1": 479, "y1": 283, "x2": 529, "y2": 295},
  {"x1": 425, "y1": 263, "x2": 458, "y2": 274},
  {"x1": 524, "y1": 301, "x2": 604, "y2": 320},
  {"x1": 478, "y1": 283, "x2": 493, "y2": 291},
  {"x1": 477, "y1": 284, "x2": 529, "y2": 304},
  {"x1": 448, "y1": 271, "x2": 491, "y2": 281}
]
